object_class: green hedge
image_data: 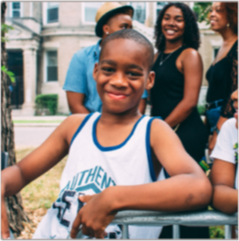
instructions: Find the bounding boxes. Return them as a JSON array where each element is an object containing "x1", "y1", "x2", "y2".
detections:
[
  {"x1": 35, "y1": 94, "x2": 58, "y2": 115},
  {"x1": 197, "y1": 104, "x2": 206, "y2": 116}
]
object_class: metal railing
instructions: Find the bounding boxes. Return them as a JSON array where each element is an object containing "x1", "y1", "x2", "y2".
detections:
[{"x1": 111, "y1": 210, "x2": 238, "y2": 239}]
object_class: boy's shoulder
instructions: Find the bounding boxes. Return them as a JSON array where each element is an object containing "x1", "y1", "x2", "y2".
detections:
[
  {"x1": 150, "y1": 117, "x2": 169, "y2": 132},
  {"x1": 60, "y1": 113, "x2": 90, "y2": 144},
  {"x1": 149, "y1": 118, "x2": 179, "y2": 147}
]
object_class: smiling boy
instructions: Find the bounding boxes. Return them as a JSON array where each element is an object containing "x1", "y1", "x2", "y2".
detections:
[{"x1": 1, "y1": 29, "x2": 212, "y2": 239}]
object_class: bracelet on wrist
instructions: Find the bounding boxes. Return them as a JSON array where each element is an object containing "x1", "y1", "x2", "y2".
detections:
[{"x1": 213, "y1": 126, "x2": 220, "y2": 134}]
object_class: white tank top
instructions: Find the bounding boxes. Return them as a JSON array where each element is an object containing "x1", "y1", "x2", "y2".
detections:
[{"x1": 33, "y1": 112, "x2": 164, "y2": 239}]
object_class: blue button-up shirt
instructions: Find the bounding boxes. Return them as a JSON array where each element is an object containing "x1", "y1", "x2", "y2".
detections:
[{"x1": 63, "y1": 40, "x2": 148, "y2": 113}]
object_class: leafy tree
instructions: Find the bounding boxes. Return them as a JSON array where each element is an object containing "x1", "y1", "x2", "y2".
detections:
[
  {"x1": 193, "y1": 2, "x2": 212, "y2": 23},
  {"x1": 1, "y1": 2, "x2": 29, "y2": 237}
]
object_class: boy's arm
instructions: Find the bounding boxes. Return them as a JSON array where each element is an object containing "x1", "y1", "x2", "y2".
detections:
[
  {"x1": 210, "y1": 159, "x2": 237, "y2": 214},
  {"x1": 111, "y1": 119, "x2": 212, "y2": 211},
  {"x1": 71, "y1": 119, "x2": 212, "y2": 238},
  {"x1": 1, "y1": 114, "x2": 86, "y2": 238}
]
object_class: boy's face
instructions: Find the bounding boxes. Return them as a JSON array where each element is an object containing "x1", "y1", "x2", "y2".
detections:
[
  {"x1": 93, "y1": 38, "x2": 154, "y2": 114},
  {"x1": 231, "y1": 89, "x2": 238, "y2": 128}
]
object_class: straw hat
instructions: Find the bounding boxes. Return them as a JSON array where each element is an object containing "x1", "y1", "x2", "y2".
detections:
[{"x1": 95, "y1": 2, "x2": 134, "y2": 37}]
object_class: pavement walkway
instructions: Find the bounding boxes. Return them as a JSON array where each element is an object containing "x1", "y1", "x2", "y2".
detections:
[
  {"x1": 12, "y1": 109, "x2": 67, "y2": 127},
  {"x1": 11, "y1": 105, "x2": 152, "y2": 127}
]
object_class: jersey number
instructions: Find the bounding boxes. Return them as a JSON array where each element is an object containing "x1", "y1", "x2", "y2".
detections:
[{"x1": 52, "y1": 190, "x2": 84, "y2": 228}]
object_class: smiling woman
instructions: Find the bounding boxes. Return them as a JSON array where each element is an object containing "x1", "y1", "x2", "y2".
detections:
[
  {"x1": 150, "y1": 2, "x2": 209, "y2": 239},
  {"x1": 205, "y1": 2, "x2": 238, "y2": 154}
]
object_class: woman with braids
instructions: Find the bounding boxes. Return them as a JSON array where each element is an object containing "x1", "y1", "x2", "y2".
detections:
[
  {"x1": 205, "y1": 2, "x2": 238, "y2": 154},
  {"x1": 150, "y1": 2, "x2": 209, "y2": 238}
]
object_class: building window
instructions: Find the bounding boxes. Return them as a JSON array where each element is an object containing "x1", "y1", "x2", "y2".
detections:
[
  {"x1": 156, "y1": 2, "x2": 168, "y2": 19},
  {"x1": 47, "y1": 2, "x2": 59, "y2": 23},
  {"x1": 83, "y1": 2, "x2": 104, "y2": 23},
  {"x1": 46, "y1": 51, "x2": 58, "y2": 81},
  {"x1": 12, "y1": 2, "x2": 21, "y2": 18},
  {"x1": 130, "y1": 2, "x2": 146, "y2": 24}
]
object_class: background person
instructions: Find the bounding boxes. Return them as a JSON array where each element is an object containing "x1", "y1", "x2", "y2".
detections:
[
  {"x1": 205, "y1": 2, "x2": 238, "y2": 154},
  {"x1": 63, "y1": 2, "x2": 148, "y2": 115},
  {"x1": 210, "y1": 89, "x2": 238, "y2": 238},
  {"x1": 150, "y1": 2, "x2": 209, "y2": 238}
]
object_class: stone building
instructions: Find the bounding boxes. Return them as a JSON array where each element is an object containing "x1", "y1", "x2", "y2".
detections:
[{"x1": 5, "y1": 2, "x2": 221, "y2": 115}]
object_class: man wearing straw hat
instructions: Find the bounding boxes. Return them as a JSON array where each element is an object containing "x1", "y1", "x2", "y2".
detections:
[{"x1": 63, "y1": 2, "x2": 148, "y2": 114}]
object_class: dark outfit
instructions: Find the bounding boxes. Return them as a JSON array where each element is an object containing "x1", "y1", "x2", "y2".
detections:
[
  {"x1": 151, "y1": 46, "x2": 208, "y2": 163},
  {"x1": 205, "y1": 40, "x2": 238, "y2": 133},
  {"x1": 150, "y1": 46, "x2": 209, "y2": 239}
]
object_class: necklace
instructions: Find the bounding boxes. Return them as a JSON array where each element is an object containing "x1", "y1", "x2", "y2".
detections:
[{"x1": 159, "y1": 45, "x2": 183, "y2": 66}]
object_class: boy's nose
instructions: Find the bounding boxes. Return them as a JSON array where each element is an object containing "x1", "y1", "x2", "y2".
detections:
[{"x1": 110, "y1": 74, "x2": 128, "y2": 88}]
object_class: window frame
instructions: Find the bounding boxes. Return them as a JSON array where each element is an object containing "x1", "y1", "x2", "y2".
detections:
[
  {"x1": 81, "y1": 2, "x2": 105, "y2": 25},
  {"x1": 8, "y1": 2, "x2": 23, "y2": 18},
  {"x1": 44, "y1": 49, "x2": 58, "y2": 83},
  {"x1": 128, "y1": 1, "x2": 149, "y2": 25},
  {"x1": 42, "y1": 2, "x2": 59, "y2": 26},
  {"x1": 154, "y1": 2, "x2": 168, "y2": 24}
]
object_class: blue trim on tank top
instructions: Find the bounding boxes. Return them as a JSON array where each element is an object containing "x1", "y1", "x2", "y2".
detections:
[
  {"x1": 146, "y1": 117, "x2": 170, "y2": 181},
  {"x1": 93, "y1": 114, "x2": 145, "y2": 152},
  {"x1": 70, "y1": 113, "x2": 94, "y2": 146},
  {"x1": 146, "y1": 118, "x2": 157, "y2": 182}
]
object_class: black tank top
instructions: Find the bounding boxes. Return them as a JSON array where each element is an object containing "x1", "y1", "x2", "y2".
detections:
[
  {"x1": 206, "y1": 55, "x2": 231, "y2": 103},
  {"x1": 150, "y1": 46, "x2": 188, "y2": 118}
]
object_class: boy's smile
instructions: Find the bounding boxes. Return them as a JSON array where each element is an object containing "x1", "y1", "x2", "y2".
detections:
[{"x1": 93, "y1": 38, "x2": 154, "y2": 114}]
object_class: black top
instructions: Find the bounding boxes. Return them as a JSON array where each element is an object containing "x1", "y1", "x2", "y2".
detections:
[
  {"x1": 150, "y1": 45, "x2": 208, "y2": 163},
  {"x1": 206, "y1": 40, "x2": 238, "y2": 118},
  {"x1": 150, "y1": 46, "x2": 188, "y2": 119}
]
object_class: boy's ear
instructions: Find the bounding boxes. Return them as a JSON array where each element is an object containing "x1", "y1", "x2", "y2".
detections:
[
  {"x1": 93, "y1": 63, "x2": 99, "y2": 82},
  {"x1": 145, "y1": 71, "x2": 155, "y2": 90}
]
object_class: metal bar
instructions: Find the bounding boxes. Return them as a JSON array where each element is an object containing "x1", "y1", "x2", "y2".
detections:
[
  {"x1": 112, "y1": 210, "x2": 238, "y2": 226},
  {"x1": 122, "y1": 224, "x2": 128, "y2": 239},
  {"x1": 173, "y1": 224, "x2": 180, "y2": 239},
  {"x1": 224, "y1": 225, "x2": 232, "y2": 239}
]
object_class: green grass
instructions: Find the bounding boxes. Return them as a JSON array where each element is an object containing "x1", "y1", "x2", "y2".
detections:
[
  {"x1": 16, "y1": 148, "x2": 67, "y2": 210},
  {"x1": 13, "y1": 120, "x2": 62, "y2": 124}
]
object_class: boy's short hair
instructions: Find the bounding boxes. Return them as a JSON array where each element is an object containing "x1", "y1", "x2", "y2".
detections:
[{"x1": 100, "y1": 29, "x2": 155, "y2": 71}]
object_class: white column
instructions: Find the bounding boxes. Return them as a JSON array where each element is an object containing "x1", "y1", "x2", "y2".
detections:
[{"x1": 21, "y1": 48, "x2": 37, "y2": 116}]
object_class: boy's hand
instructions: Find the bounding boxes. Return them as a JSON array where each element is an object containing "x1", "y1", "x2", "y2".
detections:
[
  {"x1": 1, "y1": 197, "x2": 10, "y2": 239},
  {"x1": 70, "y1": 192, "x2": 117, "y2": 239}
]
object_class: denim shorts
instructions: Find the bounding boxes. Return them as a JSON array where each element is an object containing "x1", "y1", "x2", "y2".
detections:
[{"x1": 205, "y1": 106, "x2": 221, "y2": 134}]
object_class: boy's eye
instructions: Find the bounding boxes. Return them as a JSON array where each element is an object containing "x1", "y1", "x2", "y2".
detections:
[
  {"x1": 101, "y1": 67, "x2": 114, "y2": 73},
  {"x1": 127, "y1": 71, "x2": 142, "y2": 77}
]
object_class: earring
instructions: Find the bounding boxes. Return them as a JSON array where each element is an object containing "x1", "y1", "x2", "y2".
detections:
[
  {"x1": 227, "y1": 23, "x2": 230, "y2": 28},
  {"x1": 106, "y1": 32, "x2": 109, "y2": 35}
]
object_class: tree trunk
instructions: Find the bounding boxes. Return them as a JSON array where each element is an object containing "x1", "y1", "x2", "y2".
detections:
[{"x1": 1, "y1": 2, "x2": 29, "y2": 237}]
